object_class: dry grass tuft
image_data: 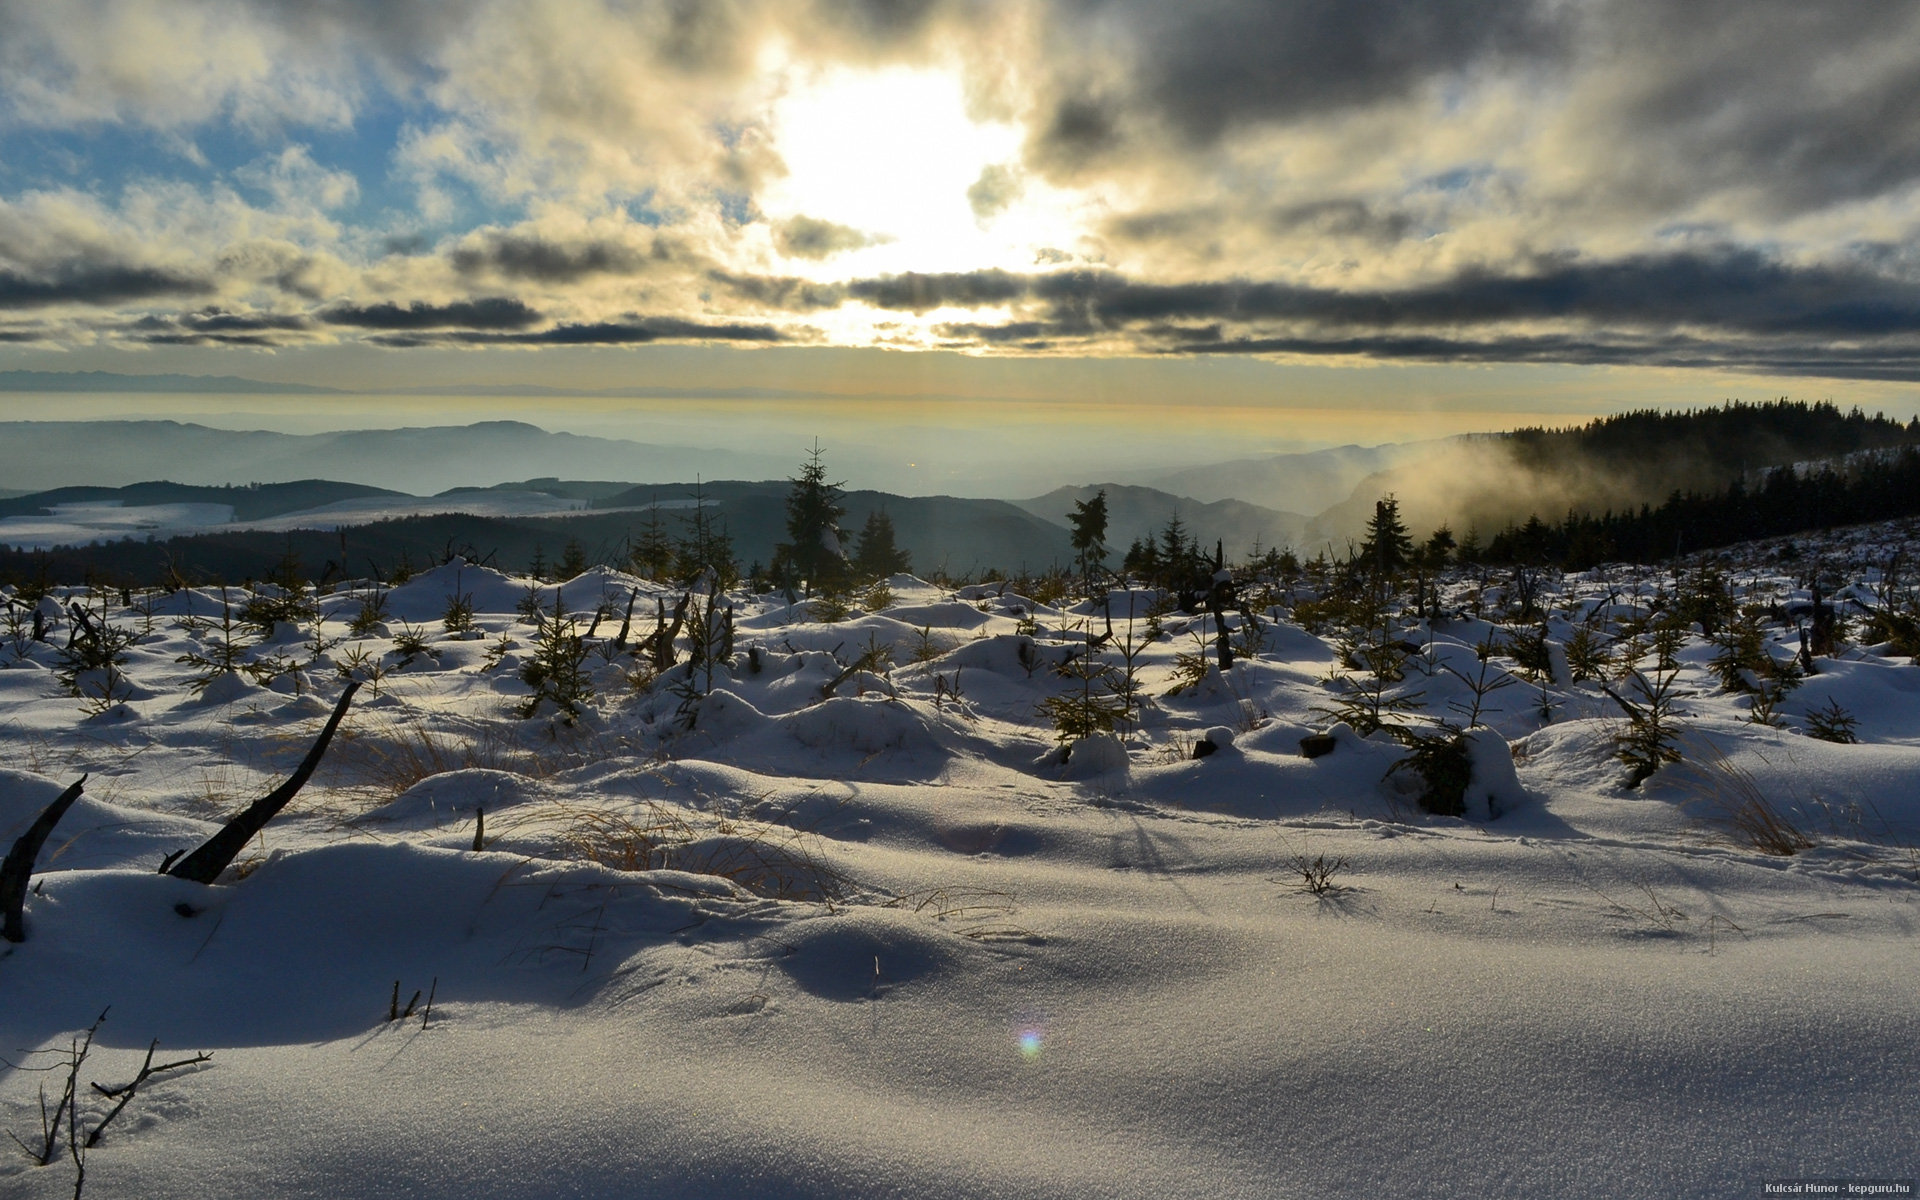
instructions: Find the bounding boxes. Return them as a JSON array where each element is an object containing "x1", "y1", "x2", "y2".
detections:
[
  {"x1": 1682, "y1": 744, "x2": 1815, "y2": 856},
  {"x1": 492, "y1": 798, "x2": 851, "y2": 905}
]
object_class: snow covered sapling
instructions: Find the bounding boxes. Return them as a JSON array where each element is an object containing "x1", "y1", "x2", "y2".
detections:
[
  {"x1": 1387, "y1": 728, "x2": 1474, "y2": 816},
  {"x1": 811, "y1": 588, "x2": 854, "y2": 624},
  {"x1": 1563, "y1": 625, "x2": 1611, "y2": 682},
  {"x1": 347, "y1": 586, "x2": 389, "y2": 636},
  {"x1": 1040, "y1": 627, "x2": 1128, "y2": 743},
  {"x1": 55, "y1": 596, "x2": 137, "y2": 711},
  {"x1": 1604, "y1": 666, "x2": 1685, "y2": 788},
  {"x1": 442, "y1": 589, "x2": 477, "y2": 636},
  {"x1": 175, "y1": 589, "x2": 261, "y2": 692},
  {"x1": 390, "y1": 621, "x2": 435, "y2": 665},
  {"x1": 1318, "y1": 604, "x2": 1425, "y2": 736},
  {"x1": 666, "y1": 588, "x2": 736, "y2": 727},
  {"x1": 240, "y1": 547, "x2": 318, "y2": 633},
  {"x1": 909, "y1": 624, "x2": 946, "y2": 664},
  {"x1": 334, "y1": 644, "x2": 389, "y2": 693},
  {"x1": 1502, "y1": 623, "x2": 1554, "y2": 683},
  {"x1": 1442, "y1": 636, "x2": 1518, "y2": 727},
  {"x1": 1803, "y1": 697, "x2": 1860, "y2": 744},
  {"x1": 518, "y1": 595, "x2": 592, "y2": 720}
]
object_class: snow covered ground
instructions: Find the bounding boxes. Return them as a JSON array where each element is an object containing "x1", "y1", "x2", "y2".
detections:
[{"x1": 2, "y1": 535, "x2": 1918, "y2": 1198}]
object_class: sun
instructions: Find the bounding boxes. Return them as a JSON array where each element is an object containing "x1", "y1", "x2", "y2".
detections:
[{"x1": 758, "y1": 63, "x2": 1082, "y2": 279}]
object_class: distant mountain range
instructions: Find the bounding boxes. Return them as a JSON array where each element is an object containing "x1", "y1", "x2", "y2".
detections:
[
  {"x1": 0, "y1": 420, "x2": 792, "y2": 495},
  {"x1": 0, "y1": 368, "x2": 1015, "y2": 404},
  {"x1": 0, "y1": 476, "x2": 1079, "y2": 584},
  {"x1": 0, "y1": 369, "x2": 346, "y2": 395},
  {"x1": 5, "y1": 400, "x2": 1909, "y2": 584}
]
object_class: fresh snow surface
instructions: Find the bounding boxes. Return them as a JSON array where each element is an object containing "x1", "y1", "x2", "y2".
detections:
[{"x1": 3, "y1": 535, "x2": 1919, "y2": 1199}]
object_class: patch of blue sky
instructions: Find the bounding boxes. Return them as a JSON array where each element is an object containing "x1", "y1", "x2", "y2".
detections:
[{"x1": 1415, "y1": 164, "x2": 1495, "y2": 195}]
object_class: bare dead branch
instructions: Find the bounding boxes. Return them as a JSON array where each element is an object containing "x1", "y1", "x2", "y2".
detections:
[
  {"x1": 2, "y1": 775, "x2": 88, "y2": 943},
  {"x1": 165, "y1": 682, "x2": 360, "y2": 885}
]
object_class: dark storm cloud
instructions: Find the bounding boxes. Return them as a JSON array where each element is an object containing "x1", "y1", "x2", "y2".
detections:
[
  {"x1": 322, "y1": 297, "x2": 543, "y2": 330},
  {"x1": 0, "y1": 265, "x2": 213, "y2": 309},
  {"x1": 967, "y1": 165, "x2": 1023, "y2": 221},
  {"x1": 853, "y1": 251, "x2": 1920, "y2": 340},
  {"x1": 1156, "y1": 330, "x2": 1920, "y2": 383},
  {"x1": 368, "y1": 315, "x2": 791, "y2": 347},
  {"x1": 448, "y1": 235, "x2": 655, "y2": 282},
  {"x1": 1266, "y1": 200, "x2": 1416, "y2": 245},
  {"x1": 180, "y1": 308, "x2": 312, "y2": 333},
  {"x1": 1585, "y1": 2, "x2": 1920, "y2": 215},
  {"x1": 710, "y1": 271, "x2": 847, "y2": 310},
  {"x1": 844, "y1": 268, "x2": 1028, "y2": 312},
  {"x1": 1034, "y1": 0, "x2": 1561, "y2": 163},
  {"x1": 932, "y1": 320, "x2": 1053, "y2": 344},
  {"x1": 773, "y1": 216, "x2": 879, "y2": 260}
]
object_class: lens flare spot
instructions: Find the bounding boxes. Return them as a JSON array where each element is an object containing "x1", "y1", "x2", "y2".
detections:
[{"x1": 1018, "y1": 1029, "x2": 1043, "y2": 1058}]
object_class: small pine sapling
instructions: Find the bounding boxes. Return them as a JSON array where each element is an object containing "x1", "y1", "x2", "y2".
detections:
[
  {"x1": 1563, "y1": 625, "x2": 1611, "y2": 682},
  {"x1": 1802, "y1": 697, "x2": 1860, "y2": 744},
  {"x1": 1604, "y1": 665, "x2": 1686, "y2": 788},
  {"x1": 517, "y1": 594, "x2": 592, "y2": 720},
  {"x1": 442, "y1": 590, "x2": 477, "y2": 636},
  {"x1": 347, "y1": 587, "x2": 389, "y2": 636},
  {"x1": 1442, "y1": 635, "x2": 1518, "y2": 727},
  {"x1": 175, "y1": 590, "x2": 262, "y2": 692},
  {"x1": 390, "y1": 621, "x2": 435, "y2": 666},
  {"x1": 1386, "y1": 728, "x2": 1474, "y2": 816},
  {"x1": 1039, "y1": 627, "x2": 1129, "y2": 742}
]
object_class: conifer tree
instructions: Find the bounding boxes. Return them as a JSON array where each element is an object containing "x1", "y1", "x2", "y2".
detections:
[
  {"x1": 852, "y1": 509, "x2": 911, "y2": 579},
  {"x1": 1357, "y1": 495, "x2": 1413, "y2": 590},
  {"x1": 775, "y1": 441, "x2": 849, "y2": 595},
  {"x1": 675, "y1": 481, "x2": 738, "y2": 587},
  {"x1": 1068, "y1": 490, "x2": 1110, "y2": 584},
  {"x1": 630, "y1": 499, "x2": 675, "y2": 581}
]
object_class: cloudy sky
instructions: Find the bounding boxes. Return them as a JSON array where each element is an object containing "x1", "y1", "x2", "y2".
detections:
[{"x1": 3, "y1": 0, "x2": 1919, "y2": 447}]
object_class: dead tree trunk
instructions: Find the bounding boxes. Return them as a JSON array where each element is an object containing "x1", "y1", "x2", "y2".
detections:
[
  {"x1": 2, "y1": 775, "x2": 87, "y2": 942},
  {"x1": 644, "y1": 594, "x2": 690, "y2": 671},
  {"x1": 164, "y1": 682, "x2": 360, "y2": 885}
]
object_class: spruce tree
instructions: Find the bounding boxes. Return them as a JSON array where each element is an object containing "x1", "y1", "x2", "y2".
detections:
[
  {"x1": 675, "y1": 481, "x2": 738, "y2": 587},
  {"x1": 1068, "y1": 490, "x2": 1110, "y2": 585},
  {"x1": 776, "y1": 441, "x2": 849, "y2": 595},
  {"x1": 1358, "y1": 495, "x2": 1413, "y2": 588},
  {"x1": 852, "y1": 509, "x2": 911, "y2": 579},
  {"x1": 630, "y1": 499, "x2": 675, "y2": 581}
]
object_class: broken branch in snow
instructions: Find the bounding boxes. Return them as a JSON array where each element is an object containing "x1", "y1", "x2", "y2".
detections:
[
  {"x1": 164, "y1": 682, "x2": 360, "y2": 885},
  {"x1": 2, "y1": 775, "x2": 87, "y2": 943},
  {"x1": 86, "y1": 1040, "x2": 214, "y2": 1148}
]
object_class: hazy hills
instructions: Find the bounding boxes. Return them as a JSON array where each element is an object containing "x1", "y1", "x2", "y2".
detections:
[
  {"x1": 5, "y1": 401, "x2": 1917, "y2": 584},
  {"x1": 0, "y1": 420, "x2": 792, "y2": 495},
  {"x1": 0, "y1": 476, "x2": 1079, "y2": 585},
  {"x1": 1014, "y1": 484, "x2": 1309, "y2": 561}
]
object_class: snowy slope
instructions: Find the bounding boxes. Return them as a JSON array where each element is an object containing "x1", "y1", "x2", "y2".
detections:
[{"x1": 2, "y1": 537, "x2": 1918, "y2": 1199}]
